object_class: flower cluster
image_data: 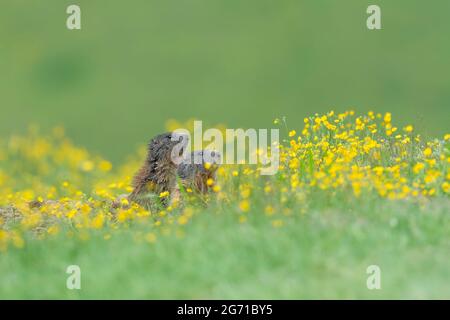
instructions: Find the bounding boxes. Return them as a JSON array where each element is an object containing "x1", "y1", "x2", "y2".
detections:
[{"x1": 0, "y1": 111, "x2": 448, "y2": 251}]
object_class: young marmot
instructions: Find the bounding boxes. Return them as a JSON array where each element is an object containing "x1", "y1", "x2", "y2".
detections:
[
  {"x1": 177, "y1": 150, "x2": 221, "y2": 194},
  {"x1": 128, "y1": 132, "x2": 188, "y2": 209}
]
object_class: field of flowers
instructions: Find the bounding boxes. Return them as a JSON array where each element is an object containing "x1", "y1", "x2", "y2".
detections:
[{"x1": 0, "y1": 110, "x2": 449, "y2": 299}]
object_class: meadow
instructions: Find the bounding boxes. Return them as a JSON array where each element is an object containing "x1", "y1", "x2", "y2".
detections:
[
  {"x1": 0, "y1": 110, "x2": 449, "y2": 299},
  {"x1": 1, "y1": 0, "x2": 450, "y2": 299}
]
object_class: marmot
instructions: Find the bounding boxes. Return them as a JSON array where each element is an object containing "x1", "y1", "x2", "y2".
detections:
[
  {"x1": 128, "y1": 132, "x2": 188, "y2": 209},
  {"x1": 178, "y1": 150, "x2": 221, "y2": 194}
]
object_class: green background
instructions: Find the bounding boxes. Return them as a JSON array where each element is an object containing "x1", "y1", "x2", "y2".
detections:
[{"x1": 1, "y1": 0, "x2": 449, "y2": 162}]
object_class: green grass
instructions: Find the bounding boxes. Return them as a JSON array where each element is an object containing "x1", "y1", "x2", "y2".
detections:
[
  {"x1": 1, "y1": 197, "x2": 449, "y2": 299},
  {"x1": 1, "y1": 0, "x2": 450, "y2": 162}
]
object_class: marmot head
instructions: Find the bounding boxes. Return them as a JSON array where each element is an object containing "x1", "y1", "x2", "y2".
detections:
[
  {"x1": 147, "y1": 132, "x2": 189, "y2": 169},
  {"x1": 178, "y1": 150, "x2": 221, "y2": 180},
  {"x1": 194, "y1": 149, "x2": 221, "y2": 173}
]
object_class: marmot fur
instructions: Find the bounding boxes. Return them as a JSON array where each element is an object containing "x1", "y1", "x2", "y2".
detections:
[
  {"x1": 178, "y1": 150, "x2": 221, "y2": 194},
  {"x1": 128, "y1": 132, "x2": 188, "y2": 209}
]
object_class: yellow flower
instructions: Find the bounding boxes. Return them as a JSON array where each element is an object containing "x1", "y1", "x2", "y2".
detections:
[
  {"x1": 66, "y1": 209, "x2": 78, "y2": 219},
  {"x1": 352, "y1": 182, "x2": 362, "y2": 197},
  {"x1": 240, "y1": 187, "x2": 251, "y2": 198},
  {"x1": 47, "y1": 225, "x2": 60, "y2": 235},
  {"x1": 265, "y1": 205, "x2": 275, "y2": 216},
  {"x1": 404, "y1": 125, "x2": 413, "y2": 133},
  {"x1": 21, "y1": 213, "x2": 41, "y2": 228},
  {"x1": 424, "y1": 170, "x2": 440, "y2": 184},
  {"x1": 442, "y1": 182, "x2": 449, "y2": 193},
  {"x1": 0, "y1": 230, "x2": 8, "y2": 251},
  {"x1": 288, "y1": 158, "x2": 299, "y2": 169},
  {"x1": 81, "y1": 160, "x2": 94, "y2": 172},
  {"x1": 413, "y1": 162, "x2": 425, "y2": 174},
  {"x1": 117, "y1": 210, "x2": 129, "y2": 223},
  {"x1": 423, "y1": 148, "x2": 432, "y2": 157},
  {"x1": 91, "y1": 213, "x2": 105, "y2": 229},
  {"x1": 80, "y1": 203, "x2": 91, "y2": 214},
  {"x1": 159, "y1": 191, "x2": 170, "y2": 198},
  {"x1": 98, "y1": 160, "x2": 113, "y2": 172},
  {"x1": 11, "y1": 232, "x2": 25, "y2": 249},
  {"x1": 239, "y1": 200, "x2": 250, "y2": 212},
  {"x1": 177, "y1": 215, "x2": 189, "y2": 225},
  {"x1": 288, "y1": 130, "x2": 296, "y2": 137}
]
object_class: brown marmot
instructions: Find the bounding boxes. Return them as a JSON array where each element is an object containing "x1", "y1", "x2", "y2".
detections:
[
  {"x1": 128, "y1": 132, "x2": 188, "y2": 209},
  {"x1": 177, "y1": 150, "x2": 221, "y2": 194}
]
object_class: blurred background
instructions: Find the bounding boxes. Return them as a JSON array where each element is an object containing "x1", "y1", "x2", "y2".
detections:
[{"x1": 1, "y1": 0, "x2": 449, "y2": 163}]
